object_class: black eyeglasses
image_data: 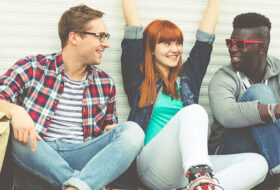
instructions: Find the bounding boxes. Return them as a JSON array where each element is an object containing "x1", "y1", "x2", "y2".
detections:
[
  {"x1": 80, "y1": 32, "x2": 110, "y2": 42},
  {"x1": 225, "y1": 39, "x2": 263, "y2": 50}
]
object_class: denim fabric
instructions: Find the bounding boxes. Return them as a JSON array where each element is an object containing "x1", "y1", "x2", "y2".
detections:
[
  {"x1": 217, "y1": 84, "x2": 280, "y2": 175},
  {"x1": 120, "y1": 26, "x2": 214, "y2": 188},
  {"x1": 208, "y1": 56, "x2": 280, "y2": 155},
  {"x1": 12, "y1": 121, "x2": 144, "y2": 190},
  {"x1": 121, "y1": 28, "x2": 214, "y2": 133}
]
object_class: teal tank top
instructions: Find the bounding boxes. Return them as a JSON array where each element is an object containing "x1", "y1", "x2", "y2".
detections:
[{"x1": 144, "y1": 92, "x2": 183, "y2": 145}]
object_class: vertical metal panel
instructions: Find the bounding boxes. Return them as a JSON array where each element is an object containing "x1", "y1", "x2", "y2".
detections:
[{"x1": 0, "y1": 0, "x2": 280, "y2": 123}]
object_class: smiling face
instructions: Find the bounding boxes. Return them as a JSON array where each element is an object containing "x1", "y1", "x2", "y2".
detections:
[
  {"x1": 229, "y1": 27, "x2": 267, "y2": 73},
  {"x1": 76, "y1": 18, "x2": 110, "y2": 65},
  {"x1": 153, "y1": 41, "x2": 183, "y2": 77}
]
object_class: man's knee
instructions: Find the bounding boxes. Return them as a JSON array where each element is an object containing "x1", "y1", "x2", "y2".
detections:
[
  {"x1": 242, "y1": 84, "x2": 276, "y2": 103},
  {"x1": 12, "y1": 138, "x2": 32, "y2": 162},
  {"x1": 117, "y1": 121, "x2": 145, "y2": 152}
]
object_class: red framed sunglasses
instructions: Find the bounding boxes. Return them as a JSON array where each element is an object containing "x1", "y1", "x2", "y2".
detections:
[{"x1": 225, "y1": 39, "x2": 264, "y2": 50}]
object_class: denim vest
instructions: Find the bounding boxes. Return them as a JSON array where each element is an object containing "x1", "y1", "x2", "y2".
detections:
[{"x1": 121, "y1": 26, "x2": 215, "y2": 132}]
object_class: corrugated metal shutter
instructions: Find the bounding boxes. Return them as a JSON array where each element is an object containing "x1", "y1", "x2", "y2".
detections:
[{"x1": 1, "y1": 0, "x2": 280, "y2": 124}]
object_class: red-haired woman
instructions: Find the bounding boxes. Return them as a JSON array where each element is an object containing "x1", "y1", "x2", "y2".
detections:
[{"x1": 121, "y1": 0, "x2": 268, "y2": 189}]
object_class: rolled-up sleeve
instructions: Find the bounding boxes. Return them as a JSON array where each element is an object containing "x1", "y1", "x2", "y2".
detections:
[{"x1": 196, "y1": 29, "x2": 215, "y2": 44}]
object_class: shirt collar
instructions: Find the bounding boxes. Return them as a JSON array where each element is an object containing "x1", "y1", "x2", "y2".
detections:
[
  {"x1": 55, "y1": 51, "x2": 94, "y2": 76},
  {"x1": 236, "y1": 56, "x2": 280, "y2": 89},
  {"x1": 263, "y1": 56, "x2": 280, "y2": 80},
  {"x1": 237, "y1": 71, "x2": 268, "y2": 90},
  {"x1": 55, "y1": 51, "x2": 64, "y2": 75}
]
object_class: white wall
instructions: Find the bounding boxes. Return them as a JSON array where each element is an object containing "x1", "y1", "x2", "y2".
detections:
[{"x1": 1, "y1": 0, "x2": 280, "y2": 123}]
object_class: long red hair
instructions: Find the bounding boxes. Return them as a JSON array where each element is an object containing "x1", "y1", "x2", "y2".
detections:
[{"x1": 138, "y1": 19, "x2": 183, "y2": 108}]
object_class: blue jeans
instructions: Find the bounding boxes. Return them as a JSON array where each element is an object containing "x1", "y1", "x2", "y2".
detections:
[
  {"x1": 12, "y1": 121, "x2": 144, "y2": 190},
  {"x1": 217, "y1": 84, "x2": 280, "y2": 175}
]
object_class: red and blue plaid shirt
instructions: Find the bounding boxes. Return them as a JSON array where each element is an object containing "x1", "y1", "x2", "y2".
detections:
[{"x1": 0, "y1": 52, "x2": 118, "y2": 141}]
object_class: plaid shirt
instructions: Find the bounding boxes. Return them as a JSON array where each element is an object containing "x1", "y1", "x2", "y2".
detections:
[{"x1": 0, "y1": 52, "x2": 118, "y2": 141}]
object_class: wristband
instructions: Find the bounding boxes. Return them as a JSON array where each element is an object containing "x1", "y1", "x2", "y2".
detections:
[
  {"x1": 270, "y1": 104, "x2": 277, "y2": 123},
  {"x1": 268, "y1": 104, "x2": 277, "y2": 123}
]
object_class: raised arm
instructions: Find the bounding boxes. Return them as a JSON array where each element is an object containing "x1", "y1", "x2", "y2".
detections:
[
  {"x1": 199, "y1": 0, "x2": 222, "y2": 34},
  {"x1": 121, "y1": 0, "x2": 141, "y2": 26}
]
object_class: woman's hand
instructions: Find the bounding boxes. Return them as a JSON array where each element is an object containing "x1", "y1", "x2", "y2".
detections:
[
  {"x1": 121, "y1": 0, "x2": 141, "y2": 26},
  {"x1": 198, "y1": 0, "x2": 222, "y2": 34}
]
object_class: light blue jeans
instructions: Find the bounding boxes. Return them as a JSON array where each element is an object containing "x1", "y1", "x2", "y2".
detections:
[
  {"x1": 218, "y1": 84, "x2": 280, "y2": 175},
  {"x1": 12, "y1": 121, "x2": 144, "y2": 190}
]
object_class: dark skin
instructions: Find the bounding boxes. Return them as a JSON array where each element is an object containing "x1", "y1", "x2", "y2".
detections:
[
  {"x1": 229, "y1": 26, "x2": 280, "y2": 122},
  {"x1": 229, "y1": 27, "x2": 268, "y2": 83}
]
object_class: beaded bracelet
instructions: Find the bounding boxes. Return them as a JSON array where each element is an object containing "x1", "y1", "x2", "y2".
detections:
[{"x1": 268, "y1": 104, "x2": 277, "y2": 123}]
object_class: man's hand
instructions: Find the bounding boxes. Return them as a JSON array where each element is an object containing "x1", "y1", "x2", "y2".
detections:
[
  {"x1": 104, "y1": 123, "x2": 118, "y2": 132},
  {"x1": 11, "y1": 107, "x2": 41, "y2": 151}
]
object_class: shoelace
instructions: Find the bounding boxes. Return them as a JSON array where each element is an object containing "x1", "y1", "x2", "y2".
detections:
[
  {"x1": 193, "y1": 182, "x2": 224, "y2": 190},
  {"x1": 182, "y1": 165, "x2": 224, "y2": 190},
  {"x1": 178, "y1": 182, "x2": 224, "y2": 190},
  {"x1": 195, "y1": 183, "x2": 214, "y2": 190}
]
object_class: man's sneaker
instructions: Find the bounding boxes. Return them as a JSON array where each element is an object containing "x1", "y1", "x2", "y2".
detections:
[{"x1": 185, "y1": 165, "x2": 216, "y2": 190}]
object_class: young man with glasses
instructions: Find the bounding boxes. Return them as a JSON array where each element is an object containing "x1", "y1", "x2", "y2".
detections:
[
  {"x1": 208, "y1": 12, "x2": 280, "y2": 188},
  {"x1": 0, "y1": 4, "x2": 144, "y2": 190}
]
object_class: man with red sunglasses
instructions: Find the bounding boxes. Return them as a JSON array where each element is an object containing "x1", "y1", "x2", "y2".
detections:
[{"x1": 208, "y1": 12, "x2": 280, "y2": 188}]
